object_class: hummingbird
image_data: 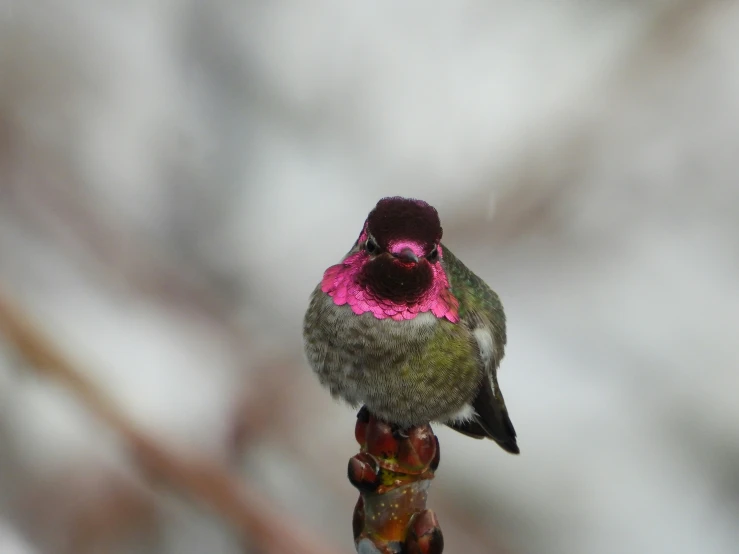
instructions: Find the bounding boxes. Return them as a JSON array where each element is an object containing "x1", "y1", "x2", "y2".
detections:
[{"x1": 303, "y1": 196, "x2": 519, "y2": 454}]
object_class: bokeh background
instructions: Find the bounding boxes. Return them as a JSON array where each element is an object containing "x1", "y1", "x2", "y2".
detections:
[{"x1": 1, "y1": 1, "x2": 738, "y2": 553}]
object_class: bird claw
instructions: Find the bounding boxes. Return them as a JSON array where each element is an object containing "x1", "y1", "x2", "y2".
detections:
[{"x1": 353, "y1": 409, "x2": 437, "y2": 480}]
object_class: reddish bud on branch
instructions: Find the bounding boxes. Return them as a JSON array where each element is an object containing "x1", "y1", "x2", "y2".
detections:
[{"x1": 349, "y1": 407, "x2": 444, "y2": 554}]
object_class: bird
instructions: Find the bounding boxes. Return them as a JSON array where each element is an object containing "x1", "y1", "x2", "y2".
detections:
[{"x1": 303, "y1": 196, "x2": 519, "y2": 454}]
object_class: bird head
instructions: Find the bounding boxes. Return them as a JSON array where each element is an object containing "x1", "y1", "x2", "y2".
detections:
[{"x1": 321, "y1": 197, "x2": 459, "y2": 321}]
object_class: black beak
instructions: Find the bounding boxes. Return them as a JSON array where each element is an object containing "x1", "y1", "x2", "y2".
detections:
[{"x1": 395, "y1": 248, "x2": 419, "y2": 263}]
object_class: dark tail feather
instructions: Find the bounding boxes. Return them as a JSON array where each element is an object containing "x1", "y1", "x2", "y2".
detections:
[
  {"x1": 446, "y1": 418, "x2": 488, "y2": 440},
  {"x1": 447, "y1": 377, "x2": 519, "y2": 454}
]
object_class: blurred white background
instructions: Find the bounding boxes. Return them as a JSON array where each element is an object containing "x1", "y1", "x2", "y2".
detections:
[{"x1": 1, "y1": 1, "x2": 738, "y2": 553}]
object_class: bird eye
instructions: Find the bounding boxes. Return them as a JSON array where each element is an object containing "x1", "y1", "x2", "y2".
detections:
[
  {"x1": 365, "y1": 239, "x2": 379, "y2": 254},
  {"x1": 426, "y1": 247, "x2": 439, "y2": 262}
]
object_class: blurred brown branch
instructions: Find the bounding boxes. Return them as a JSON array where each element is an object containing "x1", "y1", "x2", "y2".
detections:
[{"x1": 0, "y1": 287, "x2": 343, "y2": 554}]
